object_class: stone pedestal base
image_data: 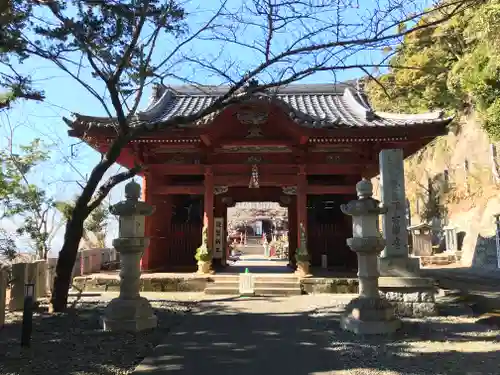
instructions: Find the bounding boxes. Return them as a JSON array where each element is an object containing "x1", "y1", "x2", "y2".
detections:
[
  {"x1": 378, "y1": 257, "x2": 420, "y2": 277},
  {"x1": 340, "y1": 296, "x2": 401, "y2": 335},
  {"x1": 197, "y1": 260, "x2": 213, "y2": 275},
  {"x1": 101, "y1": 296, "x2": 157, "y2": 332},
  {"x1": 295, "y1": 261, "x2": 312, "y2": 278},
  {"x1": 379, "y1": 276, "x2": 438, "y2": 317}
]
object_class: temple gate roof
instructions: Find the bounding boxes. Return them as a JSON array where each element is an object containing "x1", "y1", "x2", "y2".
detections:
[{"x1": 65, "y1": 83, "x2": 453, "y2": 131}]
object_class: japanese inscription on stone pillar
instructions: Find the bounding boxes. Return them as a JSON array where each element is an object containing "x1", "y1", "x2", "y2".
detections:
[{"x1": 379, "y1": 149, "x2": 409, "y2": 258}]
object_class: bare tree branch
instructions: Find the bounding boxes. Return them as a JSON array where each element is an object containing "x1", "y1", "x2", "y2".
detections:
[{"x1": 87, "y1": 164, "x2": 142, "y2": 212}]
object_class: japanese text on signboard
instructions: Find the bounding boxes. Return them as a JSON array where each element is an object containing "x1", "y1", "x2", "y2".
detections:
[{"x1": 213, "y1": 218, "x2": 224, "y2": 257}]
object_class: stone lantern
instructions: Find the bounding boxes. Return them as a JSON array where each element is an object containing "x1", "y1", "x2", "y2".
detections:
[
  {"x1": 101, "y1": 180, "x2": 157, "y2": 332},
  {"x1": 340, "y1": 178, "x2": 401, "y2": 335}
]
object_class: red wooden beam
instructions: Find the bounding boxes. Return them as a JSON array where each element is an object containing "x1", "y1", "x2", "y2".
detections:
[
  {"x1": 306, "y1": 164, "x2": 367, "y2": 175},
  {"x1": 210, "y1": 153, "x2": 294, "y2": 164},
  {"x1": 153, "y1": 185, "x2": 204, "y2": 195},
  {"x1": 217, "y1": 139, "x2": 296, "y2": 147},
  {"x1": 147, "y1": 164, "x2": 204, "y2": 175},
  {"x1": 153, "y1": 184, "x2": 356, "y2": 195},
  {"x1": 307, "y1": 185, "x2": 356, "y2": 195},
  {"x1": 147, "y1": 163, "x2": 369, "y2": 175},
  {"x1": 200, "y1": 134, "x2": 211, "y2": 146},
  {"x1": 214, "y1": 174, "x2": 298, "y2": 186},
  {"x1": 212, "y1": 164, "x2": 299, "y2": 174},
  {"x1": 307, "y1": 122, "x2": 449, "y2": 140},
  {"x1": 148, "y1": 144, "x2": 200, "y2": 150}
]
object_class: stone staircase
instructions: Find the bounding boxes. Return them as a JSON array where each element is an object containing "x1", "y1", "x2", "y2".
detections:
[{"x1": 204, "y1": 274, "x2": 302, "y2": 296}]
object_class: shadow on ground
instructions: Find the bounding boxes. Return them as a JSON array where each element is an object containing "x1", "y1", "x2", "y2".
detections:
[
  {"x1": 0, "y1": 299, "x2": 195, "y2": 375},
  {"x1": 1, "y1": 296, "x2": 499, "y2": 375},
  {"x1": 134, "y1": 296, "x2": 500, "y2": 375}
]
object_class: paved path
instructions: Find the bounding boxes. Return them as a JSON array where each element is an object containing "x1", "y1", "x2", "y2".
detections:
[
  {"x1": 133, "y1": 295, "x2": 353, "y2": 375},
  {"x1": 422, "y1": 268, "x2": 500, "y2": 311}
]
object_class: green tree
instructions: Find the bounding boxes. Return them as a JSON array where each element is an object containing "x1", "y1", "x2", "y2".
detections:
[
  {"x1": 366, "y1": 0, "x2": 500, "y2": 141},
  {"x1": 0, "y1": 0, "x2": 43, "y2": 109},
  {"x1": 0, "y1": 228, "x2": 17, "y2": 261},
  {"x1": 1, "y1": 0, "x2": 478, "y2": 311},
  {"x1": 0, "y1": 139, "x2": 55, "y2": 260},
  {"x1": 55, "y1": 199, "x2": 109, "y2": 248}
]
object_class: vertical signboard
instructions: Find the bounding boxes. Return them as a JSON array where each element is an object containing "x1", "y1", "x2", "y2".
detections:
[{"x1": 213, "y1": 217, "x2": 224, "y2": 259}]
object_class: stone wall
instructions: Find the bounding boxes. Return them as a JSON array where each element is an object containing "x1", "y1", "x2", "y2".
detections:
[
  {"x1": 381, "y1": 289, "x2": 437, "y2": 317},
  {"x1": 302, "y1": 276, "x2": 437, "y2": 317},
  {"x1": 72, "y1": 274, "x2": 211, "y2": 292},
  {"x1": 72, "y1": 248, "x2": 117, "y2": 277}
]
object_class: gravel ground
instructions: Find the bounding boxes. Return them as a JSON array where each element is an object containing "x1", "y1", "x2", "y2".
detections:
[
  {"x1": 0, "y1": 294, "x2": 200, "y2": 375},
  {"x1": 2, "y1": 293, "x2": 500, "y2": 375},
  {"x1": 311, "y1": 305, "x2": 500, "y2": 375}
]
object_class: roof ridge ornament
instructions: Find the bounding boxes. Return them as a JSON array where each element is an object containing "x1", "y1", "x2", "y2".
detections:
[
  {"x1": 342, "y1": 88, "x2": 375, "y2": 120},
  {"x1": 235, "y1": 78, "x2": 269, "y2": 98},
  {"x1": 246, "y1": 78, "x2": 260, "y2": 92},
  {"x1": 138, "y1": 87, "x2": 174, "y2": 121},
  {"x1": 355, "y1": 79, "x2": 372, "y2": 109},
  {"x1": 151, "y1": 84, "x2": 167, "y2": 102}
]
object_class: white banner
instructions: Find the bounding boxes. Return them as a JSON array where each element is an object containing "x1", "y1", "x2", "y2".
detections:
[{"x1": 213, "y1": 217, "x2": 224, "y2": 259}]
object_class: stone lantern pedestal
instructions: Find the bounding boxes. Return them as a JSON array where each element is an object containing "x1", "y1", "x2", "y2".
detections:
[
  {"x1": 340, "y1": 179, "x2": 401, "y2": 335},
  {"x1": 101, "y1": 180, "x2": 157, "y2": 332}
]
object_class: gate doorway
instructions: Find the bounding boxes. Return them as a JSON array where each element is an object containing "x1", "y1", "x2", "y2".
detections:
[{"x1": 226, "y1": 201, "x2": 292, "y2": 273}]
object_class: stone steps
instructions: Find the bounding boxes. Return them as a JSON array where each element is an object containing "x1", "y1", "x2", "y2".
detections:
[
  {"x1": 204, "y1": 275, "x2": 302, "y2": 296},
  {"x1": 253, "y1": 287, "x2": 302, "y2": 296},
  {"x1": 254, "y1": 281, "x2": 300, "y2": 289}
]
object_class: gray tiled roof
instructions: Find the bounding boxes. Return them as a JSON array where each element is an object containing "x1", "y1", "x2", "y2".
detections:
[{"x1": 68, "y1": 83, "x2": 453, "y2": 129}]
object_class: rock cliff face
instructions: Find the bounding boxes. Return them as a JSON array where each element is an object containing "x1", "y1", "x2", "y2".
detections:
[{"x1": 372, "y1": 115, "x2": 500, "y2": 269}]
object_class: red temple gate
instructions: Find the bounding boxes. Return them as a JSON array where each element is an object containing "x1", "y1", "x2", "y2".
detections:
[{"x1": 66, "y1": 82, "x2": 451, "y2": 274}]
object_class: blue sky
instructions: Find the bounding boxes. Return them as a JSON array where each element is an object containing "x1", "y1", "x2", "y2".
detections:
[{"x1": 0, "y1": 0, "x2": 435, "y2": 256}]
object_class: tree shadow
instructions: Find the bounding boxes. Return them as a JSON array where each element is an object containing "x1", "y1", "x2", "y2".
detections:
[
  {"x1": 2, "y1": 296, "x2": 499, "y2": 375},
  {"x1": 135, "y1": 298, "x2": 500, "y2": 375},
  {"x1": 0, "y1": 299, "x2": 196, "y2": 375}
]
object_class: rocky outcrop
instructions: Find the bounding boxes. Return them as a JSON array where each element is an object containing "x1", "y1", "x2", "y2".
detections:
[{"x1": 371, "y1": 114, "x2": 500, "y2": 270}]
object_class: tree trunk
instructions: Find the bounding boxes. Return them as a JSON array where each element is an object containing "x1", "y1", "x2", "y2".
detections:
[
  {"x1": 49, "y1": 135, "x2": 128, "y2": 312},
  {"x1": 50, "y1": 213, "x2": 86, "y2": 312}
]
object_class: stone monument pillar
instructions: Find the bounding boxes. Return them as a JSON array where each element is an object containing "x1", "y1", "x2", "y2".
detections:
[
  {"x1": 379, "y1": 149, "x2": 419, "y2": 276},
  {"x1": 101, "y1": 180, "x2": 157, "y2": 332},
  {"x1": 340, "y1": 178, "x2": 401, "y2": 335},
  {"x1": 9, "y1": 263, "x2": 29, "y2": 311}
]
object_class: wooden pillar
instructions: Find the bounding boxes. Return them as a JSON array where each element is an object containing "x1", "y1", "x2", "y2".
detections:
[
  {"x1": 204, "y1": 167, "x2": 215, "y2": 257},
  {"x1": 287, "y1": 197, "x2": 297, "y2": 267},
  {"x1": 296, "y1": 165, "x2": 308, "y2": 246},
  {"x1": 160, "y1": 183, "x2": 172, "y2": 271},
  {"x1": 141, "y1": 173, "x2": 153, "y2": 271}
]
